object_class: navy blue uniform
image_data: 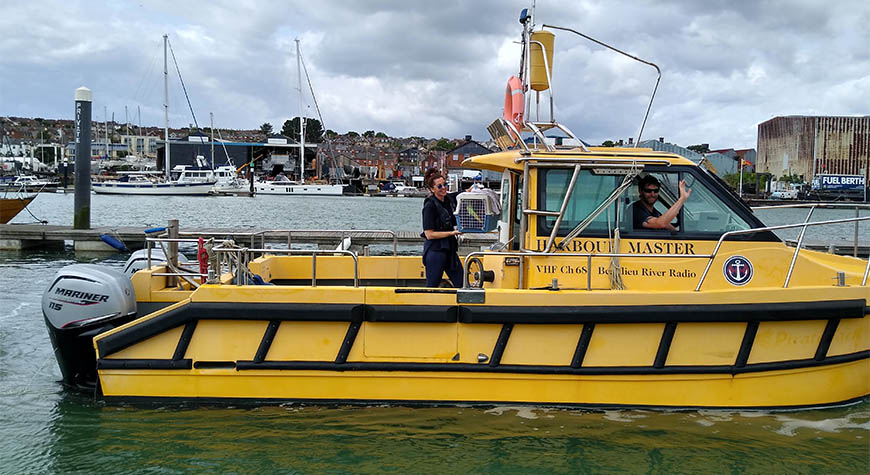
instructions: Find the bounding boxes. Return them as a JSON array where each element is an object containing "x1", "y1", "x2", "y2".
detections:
[{"x1": 422, "y1": 192, "x2": 463, "y2": 287}]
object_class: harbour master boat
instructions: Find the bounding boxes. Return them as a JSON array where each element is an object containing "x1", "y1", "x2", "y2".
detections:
[{"x1": 42, "y1": 8, "x2": 868, "y2": 408}]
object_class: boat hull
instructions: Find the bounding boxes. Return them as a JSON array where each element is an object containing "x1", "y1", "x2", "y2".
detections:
[
  {"x1": 92, "y1": 182, "x2": 216, "y2": 195},
  {"x1": 0, "y1": 195, "x2": 35, "y2": 223},
  {"x1": 97, "y1": 359, "x2": 868, "y2": 408},
  {"x1": 92, "y1": 280, "x2": 870, "y2": 408},
  {"x1": 255, "y1": 183, "x2": 345, "y2": 196}
]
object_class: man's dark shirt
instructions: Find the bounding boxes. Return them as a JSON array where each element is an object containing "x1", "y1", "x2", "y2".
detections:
[{"x1": 632, "y1": 200, "x2": 662, "y2": 230}]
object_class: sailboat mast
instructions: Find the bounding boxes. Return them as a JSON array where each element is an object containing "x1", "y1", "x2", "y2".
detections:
[
  {"x1": 163, "y1": 34, "x2": 170, "y2": 181},
  {"x1": 210, "y1": 112, "x2": 215, "y2": 169},
  {"x1": 296, "y1": 38, "x2": 304, "y2": 181},
  {"x1": 104, "y1": 106, "x2": 108, "y2": 160}
]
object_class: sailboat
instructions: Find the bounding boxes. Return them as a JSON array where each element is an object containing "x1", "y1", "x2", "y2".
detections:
[
  {"x1": 256, "y1": 39, "x2": 345, "y2": 196},
  {"x1": 1, "y1": 191, "x2": 36, "y2": 223},
  {"x1": 92, "y1": 35, "x2": 215, "y2": 196}
]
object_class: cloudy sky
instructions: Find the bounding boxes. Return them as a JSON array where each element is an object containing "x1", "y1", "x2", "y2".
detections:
[{"x1": 1, "y1": 0, "x2": 868, "y2": 149}]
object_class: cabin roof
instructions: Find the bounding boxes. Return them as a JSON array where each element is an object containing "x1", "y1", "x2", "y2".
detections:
[{"x1": 462, "y1": 147, "x2": 697, "y2": 172}]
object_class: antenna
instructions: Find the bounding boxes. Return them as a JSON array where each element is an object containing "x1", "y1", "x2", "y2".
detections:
[{"x1": 542, "y1": 24, "x2": 661, "y2": 147}]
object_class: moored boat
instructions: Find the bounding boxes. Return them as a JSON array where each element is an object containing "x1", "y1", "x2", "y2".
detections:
[
  {"x1": 254, "y1": 174, "x2": 345, "y2": 196},
  {"x1": 92, "y1": 171, "x2": 216, "y2": 196},
  {"x1": 0, "y1": 193, "x2": 36, "y2": 223},
  {"x1": 41, "y1": 7, "x2": 869, "y2": 408},
  {"x1": 0, "y1": 175, "x2": 59, "y2": 193}
]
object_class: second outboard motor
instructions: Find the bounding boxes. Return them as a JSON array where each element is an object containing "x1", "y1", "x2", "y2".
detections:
[
  {"x1": 122, "y1": 248, "x2": 189, "y2": 276},
  {"x1": 42, "y1": 264, "x2": 137, "y2": 389}
]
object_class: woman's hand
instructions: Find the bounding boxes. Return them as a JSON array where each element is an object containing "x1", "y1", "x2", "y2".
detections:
[{"x1": 424, "y1": 229, "x2": 462, "y2": 240}]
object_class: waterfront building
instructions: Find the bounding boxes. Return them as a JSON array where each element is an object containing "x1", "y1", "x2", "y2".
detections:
[
  {"x1": 638, "y1": 138, "x2": 755, "y2": 177},
  {"x1": 757, "y1": 115, "x2": 870, "y2": 181},
  {"x1": 119, "y1": 134, "x2": 160, "y2": 158}
]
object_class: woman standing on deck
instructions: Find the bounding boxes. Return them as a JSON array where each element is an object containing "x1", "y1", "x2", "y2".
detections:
[{"x1": 421, "y1": 168, "x2": 463, "y2": 287}]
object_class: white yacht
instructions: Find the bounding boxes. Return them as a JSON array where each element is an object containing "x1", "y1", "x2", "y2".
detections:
[
  {"x1": 255, "y1": 174, "x2": 345, "y2": 196},
  {"x1": 0, "y1": 175, "x2": 59, "y2": 192},
  {"x1": 173, "y1": 156, "x2": 248, "y2": 194},
  {"x1": 92, "y1": 171, "x2": 216, "y2": 195}
]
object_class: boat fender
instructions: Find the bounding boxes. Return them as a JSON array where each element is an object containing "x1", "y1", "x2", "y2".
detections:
[
  {"x1": 503, "y1": 76, "x2": 524, "y2": 133},
  {"x1": 144, "y1": 226, "x2": 166, "y2": 234},
  {"x1": 99, "y1": 233, "x2": 128, "y2": 252},
  {"x1": 250, "y1": 274, "x2": 274, "y2": 285},
  {"x1": 197, "y1": 237, "x2": 208, "y2": 284}
]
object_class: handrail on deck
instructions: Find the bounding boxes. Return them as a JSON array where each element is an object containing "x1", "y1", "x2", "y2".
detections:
[
  {"x1": 146, "y1": 236, "x2": 362, "y2": 288},
  {"x1": 178, "y1": 228, "x2": 399, "y2": 256},
  {"x1": 753, "y1": 202, "x2": 869, "y2": 258},
  {"x1": 694, "y1": 215, "x2": 870, "y2": 290},
  {"x1": 462, "y1": 215, "x2": 870, "y2": 290},
  {"x1": 211, "y1": 246, "x2": 360, "y2": 288},
  {"x1": 462, "y1": 250, "x2": 714, "y2": 290}
]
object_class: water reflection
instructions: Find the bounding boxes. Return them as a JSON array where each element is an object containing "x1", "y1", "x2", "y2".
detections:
[
  {"x1": 35, "y1": 395, "x2": 870, "y2": 473},
  {"x1": 2, "y1": 209, "x2": 868, "y2": 473}
]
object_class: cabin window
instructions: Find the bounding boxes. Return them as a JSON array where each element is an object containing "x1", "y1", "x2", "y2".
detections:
[
  {"x1": 680, "y1": 173, "x2": 752, "y2": 233},
  {"x1": 500, "y1": 172, "x2": 511, "y2": 225},
  {"x1": 619, "y1": 170, "x2": 752, "y2": 235},
  {"x1": 538, "y1": 169, "x2": 617, "y2": 235}
]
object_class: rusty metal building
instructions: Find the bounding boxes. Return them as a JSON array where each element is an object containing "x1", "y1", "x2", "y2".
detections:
[{"x1": 757, "y1": 116, "x2": 870, "y2": 180}]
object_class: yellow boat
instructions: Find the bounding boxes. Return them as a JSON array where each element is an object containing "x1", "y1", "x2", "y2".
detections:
[{"x1": 42, "y1": 9, "x2": 869, "y2": 409}]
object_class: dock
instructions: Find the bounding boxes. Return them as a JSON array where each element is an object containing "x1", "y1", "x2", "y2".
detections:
[
  {"x1": 784, "y1": 239, "x2": 870, "y2": 258},
  {"x1": 0, "y1": 224, "x2": 497, "y2": 253}
]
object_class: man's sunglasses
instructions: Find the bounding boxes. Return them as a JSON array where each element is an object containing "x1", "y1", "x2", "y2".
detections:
[
  {"x1": 435, "y1": 184, "x2": 446, "y2": 189},
  {"x1": 643, "y1": 188, "x2": 660, "y2": 194}
]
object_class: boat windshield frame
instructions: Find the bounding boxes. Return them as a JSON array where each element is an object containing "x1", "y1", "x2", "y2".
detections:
[{"x1": 518, "y1": 159, "x2": 776, "y2": 253}]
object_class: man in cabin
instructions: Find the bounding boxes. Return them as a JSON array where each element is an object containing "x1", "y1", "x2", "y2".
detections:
[{"x1": 632, "y1": 175, "x2": 691, "y2": 231}]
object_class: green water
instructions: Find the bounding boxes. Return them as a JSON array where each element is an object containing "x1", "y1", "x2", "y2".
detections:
[{"x1": 1, "y1": 196, "x2": 869, "y2": 473}]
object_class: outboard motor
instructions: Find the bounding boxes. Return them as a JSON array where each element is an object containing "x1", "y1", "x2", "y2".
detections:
[
  {"x1": 122, "y1": 248, "x2": 189, "y2": 276},
  {"x1": 42, "y1": 264, "x2": 137, "y2": 389}
]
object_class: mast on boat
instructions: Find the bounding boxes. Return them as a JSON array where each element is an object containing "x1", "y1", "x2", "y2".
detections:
[
  {"x1": 210, "y1": 112, "x2": 215, "y2": 169},
  {"x1": 296, "y1": 38, "x2": 305, "y2": 182},
  {"x1": 163, "y1": 34, "x2": 170, "y2": 181}
]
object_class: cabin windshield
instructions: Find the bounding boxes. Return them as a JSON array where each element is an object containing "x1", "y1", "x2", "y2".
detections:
[
  {"x1": 537, "y1": 166, "x2": 754, "y2": 238},
  {"x1": 679, "y1": 173, "x2": 752, "y2": 233},
  {"x1": 539, "y1": 169, "x2": 620, "y2": 234}
]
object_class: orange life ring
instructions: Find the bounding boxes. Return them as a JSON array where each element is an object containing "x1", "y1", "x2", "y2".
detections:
[{"x1": 503, "y1": 76, "x2": 524, "y2": 132}]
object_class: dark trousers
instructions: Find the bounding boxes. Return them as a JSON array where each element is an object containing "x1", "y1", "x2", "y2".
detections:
[{"x1": 423, "y1": 249, "x2": 464, "y2": 288}]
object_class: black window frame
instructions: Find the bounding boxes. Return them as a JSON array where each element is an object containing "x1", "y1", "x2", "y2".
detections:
[{"x1": 535, "y1": 165, "x2": 779, "y2": 242}]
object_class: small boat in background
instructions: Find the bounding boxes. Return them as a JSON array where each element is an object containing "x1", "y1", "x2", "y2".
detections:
[
  {"x1": 255, "y1": 174, "x2": 345, "y2": 195},
  {"x1": 92, "y1": 169, "x2": 216, "y2": 196},
  {"x1": 0, "y1": 175, "x2": 59, "y2": 193}
]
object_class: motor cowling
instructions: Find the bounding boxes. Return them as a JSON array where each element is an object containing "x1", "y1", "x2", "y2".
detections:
[
  {"x1": 122, "y1": 248, "x2": 189, "y2": 276},
  {"x1": 42, "y1": 264, "x2": 137, "y2": 388}
]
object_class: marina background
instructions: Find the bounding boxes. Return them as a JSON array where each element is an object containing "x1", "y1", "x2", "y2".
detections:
[{"x1": 1, "y1": 197, "x2": 868, "y2": 473}]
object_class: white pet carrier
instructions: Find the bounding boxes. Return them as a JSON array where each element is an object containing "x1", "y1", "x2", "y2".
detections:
[{"x1": 454, "y1": 189, "x2": 500, "y2": 233}]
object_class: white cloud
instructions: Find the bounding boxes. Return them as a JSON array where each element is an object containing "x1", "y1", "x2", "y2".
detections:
[{"x1": 0, "y1": 0, "x2": 868, "y2": 150}]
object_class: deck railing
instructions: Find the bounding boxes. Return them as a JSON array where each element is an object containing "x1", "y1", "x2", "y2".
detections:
[
  {"x1": 752, "y1": 202, "x2": 869, "y2": 258},
  {"x1": 463, "y1": 214, "x2": 870, "y2": 290},
  {"x1": 177, "y1": 229, "x2": 399, "y2": 256}
]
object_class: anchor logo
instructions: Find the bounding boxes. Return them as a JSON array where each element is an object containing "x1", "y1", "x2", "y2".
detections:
[{"x1": 723, "y1": 255, "x2": 753, "y2": 286}]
